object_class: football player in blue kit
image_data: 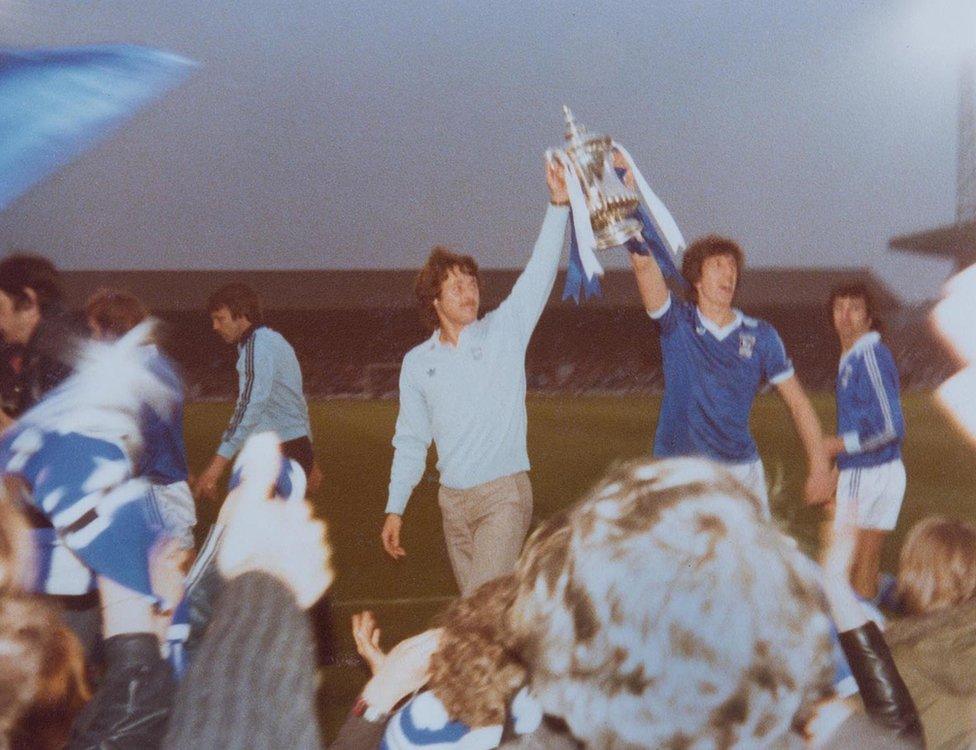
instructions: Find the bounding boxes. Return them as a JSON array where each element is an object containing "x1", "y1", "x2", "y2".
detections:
[
  {"x1": 824, "y1": 283, "x2": 905, "y2": 599},
  {"x1": 628, "y1": 234, "x2": 833, "y2": 515}
]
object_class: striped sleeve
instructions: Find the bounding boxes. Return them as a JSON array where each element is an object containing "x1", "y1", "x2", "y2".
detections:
[
  {"x1": 218, "y1": 334, "x2": 275, "y2": 459},
  {"x1": 841, "y1": 345, "x2": 901, "y2": 454}
]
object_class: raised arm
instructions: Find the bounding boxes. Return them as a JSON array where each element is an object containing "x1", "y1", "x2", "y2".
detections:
[
  {"x1": 775, "y1": 375, "x2": 833, "y2": 505},
  {"x1": 494, "y1": 157, "x2": 570, "y2": 343},
  {"x1": 629, "y1": 250, "x2": 670, "y2": 313}
]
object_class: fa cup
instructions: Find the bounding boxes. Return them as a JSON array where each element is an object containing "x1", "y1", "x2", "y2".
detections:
[{"x1": 555, "y1": 106, "x2": 644, "y2": 250}]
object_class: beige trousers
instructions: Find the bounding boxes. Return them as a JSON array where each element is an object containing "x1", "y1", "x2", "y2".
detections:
[{"x1": 438, "y1": 471, "x2": 533, "y2": 596}]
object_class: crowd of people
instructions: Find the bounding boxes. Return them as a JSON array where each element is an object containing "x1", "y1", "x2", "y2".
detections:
[{"x1": 0, "y1": 155, "x2": 969, "y2": 749}]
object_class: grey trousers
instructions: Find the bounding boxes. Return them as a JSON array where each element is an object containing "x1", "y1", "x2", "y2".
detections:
[{"x1": 438, "y1": 471, "x2": 533, "y2": 596}]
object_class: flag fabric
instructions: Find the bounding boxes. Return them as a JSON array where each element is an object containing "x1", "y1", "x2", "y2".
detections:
[{"x1": 0, "y1": 44, "x2": 196, "y2": 211}]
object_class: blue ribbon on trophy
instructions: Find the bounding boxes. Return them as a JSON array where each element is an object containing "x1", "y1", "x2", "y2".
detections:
[
  {"x1": 0, "y1": 44, "x2": 196, "y2": 211},
  {"x1": 550, "y1": 107, "x2": 687, "y2": 302}
]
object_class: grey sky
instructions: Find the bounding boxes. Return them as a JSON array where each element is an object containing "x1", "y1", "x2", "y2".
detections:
[{"x1": 0, "y1": 0, "x2": 973, "y2": 301}]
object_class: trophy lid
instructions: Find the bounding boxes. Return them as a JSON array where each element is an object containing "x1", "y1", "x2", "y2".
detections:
[{"x1": 563, "y1": 105, "x2": 586, "y2": 146}]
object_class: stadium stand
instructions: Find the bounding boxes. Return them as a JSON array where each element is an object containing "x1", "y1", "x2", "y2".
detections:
[{"x1": 59, "y1": 269, "x2": 954, "y2": 399}]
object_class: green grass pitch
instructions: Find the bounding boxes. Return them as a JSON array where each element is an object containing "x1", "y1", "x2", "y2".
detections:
[{"x1": 183, "y1": 392, "x2": 976, "y2": 737}]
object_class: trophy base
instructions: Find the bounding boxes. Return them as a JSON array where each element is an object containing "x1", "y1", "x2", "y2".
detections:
[{"x1": 594, "y1": 217, "x2": 644, "y2": 252}]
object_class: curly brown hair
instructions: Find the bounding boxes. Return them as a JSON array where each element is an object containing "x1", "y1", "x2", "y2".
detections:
[
  {"x1": 415, "y1": 246, "x2": 479, "y2": 332},
  {"x1": 427, "y1": 574, "x2": 525, "y2": 727},
  {"x1": 681, "y1": 235, "x2": 744, "y2": 302}
]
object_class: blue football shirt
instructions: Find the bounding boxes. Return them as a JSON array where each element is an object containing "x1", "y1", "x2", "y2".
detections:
[
  {"x1": 835, "y1": 331, "x2": 904, "y2": 470},
  {"x1": 651, "y1": 295, "x2": 794, "y2": 462}
]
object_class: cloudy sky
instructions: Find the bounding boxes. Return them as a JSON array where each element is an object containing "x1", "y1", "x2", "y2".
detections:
[{"x1": 0, "y1": 0, "x2": 973, "y2": 301}]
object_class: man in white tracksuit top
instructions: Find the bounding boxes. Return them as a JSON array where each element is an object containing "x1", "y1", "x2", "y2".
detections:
[{"x1": 381, "y1": 160, "x2": 569, "y2": 594}]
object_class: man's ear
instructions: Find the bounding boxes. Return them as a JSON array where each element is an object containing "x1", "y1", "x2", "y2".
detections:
[{"x1": 16, "y1": 287, "x2": 38, "y2": 312}]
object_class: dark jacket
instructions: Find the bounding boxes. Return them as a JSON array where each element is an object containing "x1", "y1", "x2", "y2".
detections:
[
  {"x1": 886, "y1": 599, "x2": 976, "y2": 750},
  {"x1": 68, "y1": 634, "x2": 174, "y2": 750},
  {"x1": 0, "y1": 314, "x2": 76, "y2": 418}
]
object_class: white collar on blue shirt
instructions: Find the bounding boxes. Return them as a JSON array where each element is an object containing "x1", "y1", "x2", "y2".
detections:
[
  {"x1": 429, "y1": 322, "x2": 477, "y2": 351},
  {"x1": 696, "y1": 307, "x2": 743, "y2": 341},
  {"x1": 838, "y1": 330, "x2": 880, "y2": 370}
]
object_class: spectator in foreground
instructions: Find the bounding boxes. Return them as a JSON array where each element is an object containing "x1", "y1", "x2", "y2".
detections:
[
  {"x1": 885, "y1": 516, "x2": 976, "y2": 748},
  {"x1": 503, "y1": 458, "x2": 922, "y2": 748},
  {"x1": 351, "y1": 575, "x2": 541, "y2": 748}
]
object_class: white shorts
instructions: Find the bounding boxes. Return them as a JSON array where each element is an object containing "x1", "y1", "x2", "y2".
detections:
[
  {"x1": 148, "y1": 480, "x2": 197, "y2": 549},
  {"x1": 723, "y1": 458, "x2": 769, "y2": 518},
  {"x1": 835, "y1": 460, "x2": 906, "y2": 531}
]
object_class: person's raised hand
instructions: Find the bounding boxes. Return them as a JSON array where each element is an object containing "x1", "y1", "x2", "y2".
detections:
[
  {"x1": 360, "y1": 628, "x2": 442, "y2": 713},
  {"x1": 545, "y1": 152, "x2": 570, "y2": 206},
  {"x1": 351, "y1": 610, "x2": 386, "y2": 675}
]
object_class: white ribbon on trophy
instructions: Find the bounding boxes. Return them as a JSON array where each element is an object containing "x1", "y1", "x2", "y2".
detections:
[
  {"x1": 552, "y1": 107, "x2": 686, "y2": 297},
  {"x1": 611, "y1": 141, "x2": 687, "y2": 260}
]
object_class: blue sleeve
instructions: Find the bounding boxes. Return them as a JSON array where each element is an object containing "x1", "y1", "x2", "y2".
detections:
[
  {"x1": 759, "y1": 324, "x2": 794, "y2": 385},
  {"x1": 841, "y1": 344, "x2": 904, "y2": 455},
  {"x1": 647, "y1": 293, "x2": 680, "y2": 336},
  {"x1": 218, "y1": 336, "x2": 274, "y2": 459}
]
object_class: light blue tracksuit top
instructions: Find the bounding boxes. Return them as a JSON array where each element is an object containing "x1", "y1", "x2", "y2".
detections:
[
  {"x1": 218, "y1": 325, "x2": 311, "y2": 459},
  {"x1": 385, "y1": 204, "x2": 569, "y2": 515}
]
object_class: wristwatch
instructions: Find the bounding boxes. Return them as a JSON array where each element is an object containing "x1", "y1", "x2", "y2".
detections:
[{"x1": 352, "y1": 694, "x2": 388, "y2": 723}]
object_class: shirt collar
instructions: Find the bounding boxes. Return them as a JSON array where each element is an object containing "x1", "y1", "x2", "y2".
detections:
[
  {"x1": 237, "y1": 323, "x2": 262, "y2": 349},
  {"x1": 430, "y1": 322, "x2": 474, "y2": 350},
  {"x1": 696, "y1": 307, "x2": 743, "y2": 341},
  {"x1": 839, "y1": 331, "x2": 880, "y2": 370}
]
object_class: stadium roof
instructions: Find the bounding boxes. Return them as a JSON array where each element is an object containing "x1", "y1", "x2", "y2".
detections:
[
  {"x1": 59, "y1": 267, "x2": 899, "y2": 312},
  {"x1": 889, "y1": 220, "x2": 976, "y2": 271}
]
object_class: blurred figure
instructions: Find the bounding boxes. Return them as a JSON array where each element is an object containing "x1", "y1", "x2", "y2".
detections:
[
  {"x1": 824, "y1": 283, "x2": 906, "y2": 600},
  {"x1": 882, "y1": 516, "x2": 976, "y2": 748},
  {"x1": 503, "y1": 458, "x2": 921, "y2": 748},
  {"x1": 86, "y1": 288, "x2": 196, "y2": 555},
  {"x1": 162, "y1": 433, "x2": 332, "y2": 750},
  {"x1": 0, "y1": 495, "x2": 89, "y2": 750},
  {"x1": 350, "y1": 575, "x2": 540, "y2": 749},
  {"x1": 2, "y1": 594, "x2": 90, "y2": 750},
  {"x1": 894, "y1": 515, "x2": 976, "y2": 616}
]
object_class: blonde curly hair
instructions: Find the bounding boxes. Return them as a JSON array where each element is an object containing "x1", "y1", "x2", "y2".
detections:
[{"x1": 428, "y1": 574, "x2": 525, "y2": 728}]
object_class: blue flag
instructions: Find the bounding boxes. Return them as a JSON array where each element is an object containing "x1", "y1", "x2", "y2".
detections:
[{"x1": 0, "y1": 45, "x2": 196, "y2": 211}]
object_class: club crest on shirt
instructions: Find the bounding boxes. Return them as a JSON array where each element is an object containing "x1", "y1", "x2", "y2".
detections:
[
  {"x1": 471, "y1": 347, "x2": 483, "y2": 361},
  {"x1": 841, "y1": 363, "x2": 852, "y2": 388},
  {"x1": 738, "y1": 334, "x2": 756, "y2": 359},
  {"x1": 427, "y1": 368, "x2": 436, "y2": 378}
]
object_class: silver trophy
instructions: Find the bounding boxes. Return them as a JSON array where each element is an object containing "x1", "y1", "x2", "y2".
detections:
[{"x1": 557, "y1": 106, "x2": 644, "y2": 250}]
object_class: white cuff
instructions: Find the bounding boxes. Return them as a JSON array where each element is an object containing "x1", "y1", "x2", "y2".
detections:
[
  {"x1": 647, "y1": 295, "x2": 672, "y2": 320},
  {"x1": 768, "y1": 367, "x2": 795, "y2": 386},
  {"x1": 842, "y1": 431, "x2": 861, "y2": 454}
]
